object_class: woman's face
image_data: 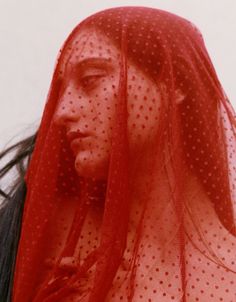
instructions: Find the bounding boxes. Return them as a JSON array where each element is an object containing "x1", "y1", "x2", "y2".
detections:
[{"x1": 53, "y1": 28, "x2": 163, "y2": 180}]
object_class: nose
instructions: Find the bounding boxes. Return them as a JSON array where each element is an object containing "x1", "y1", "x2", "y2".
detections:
[{"x1": 53, "y1": 89, "x2": 78, "y2": 127}]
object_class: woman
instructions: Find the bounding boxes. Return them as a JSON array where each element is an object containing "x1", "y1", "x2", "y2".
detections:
[{"x1": 1, "y1": 6, "x2": 236, "y2": 302}]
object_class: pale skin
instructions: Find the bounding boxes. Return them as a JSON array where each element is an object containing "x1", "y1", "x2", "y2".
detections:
[
  {"x1": 49, "y1": 28, "x2": 236, "y2": 301},
  {"x1": 52, "y1": 26, "x2": 186, "y2": 230}
]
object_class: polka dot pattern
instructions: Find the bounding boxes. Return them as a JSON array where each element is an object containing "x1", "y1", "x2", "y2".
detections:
[{"x1": 12, "y1": 6, "x2": 236, "y2": 302}]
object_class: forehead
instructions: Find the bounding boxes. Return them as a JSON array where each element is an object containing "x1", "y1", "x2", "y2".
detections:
[
  {"x1": 58, "y1": 27, "x2": 155, "y2": 88},
  {"x1": 63, "y1": 28, "x2": 121, "y2": 68}
]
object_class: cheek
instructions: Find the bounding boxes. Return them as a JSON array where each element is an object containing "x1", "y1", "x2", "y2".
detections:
[
  {"x1": 127, "y1": 85, "x2": 162, "y2": 150},
  {"x1": 95, "y1": 77, "x2": 119, "y2": 136}
]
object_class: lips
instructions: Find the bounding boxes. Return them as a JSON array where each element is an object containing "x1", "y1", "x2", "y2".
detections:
[
  {"x1": 66, "y1": 130, "x2": 91, "y2": 154},
  {"x1": 67, "y1": 129, "x2": 88, "y2": 144}
]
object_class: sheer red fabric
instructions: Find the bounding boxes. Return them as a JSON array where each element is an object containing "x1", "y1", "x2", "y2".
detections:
[{"x1": 12, "y1": 6, "x2": 236, "y2": 302}]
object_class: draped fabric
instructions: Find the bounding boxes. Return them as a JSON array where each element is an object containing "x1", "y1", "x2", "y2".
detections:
[{"x1": 12, "y1": 6, "x2": 236, "y2": 302}]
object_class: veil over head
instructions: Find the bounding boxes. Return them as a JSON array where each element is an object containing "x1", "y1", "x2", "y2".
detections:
[{"x1": 12, "y1": 6, "x2": 236, "y2": 302}]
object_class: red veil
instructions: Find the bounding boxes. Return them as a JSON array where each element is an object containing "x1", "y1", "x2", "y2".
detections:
[{"x1": 12, "y1": 6, "x2": 236, "y2": 302}]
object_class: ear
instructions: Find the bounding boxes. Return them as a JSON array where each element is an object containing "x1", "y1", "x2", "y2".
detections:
[{"x1": 175, "y1": 88, "x2": 185, "y2": 104}]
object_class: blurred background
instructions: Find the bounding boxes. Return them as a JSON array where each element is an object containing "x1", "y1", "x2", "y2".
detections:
[{"x1": 0, "y1": 0, "x2": 236, "y2": 149}]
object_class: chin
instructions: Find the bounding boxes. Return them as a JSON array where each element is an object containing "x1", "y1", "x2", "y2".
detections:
[{"x1": 74, "y1": 151, "x2": 109, "y2": 181}]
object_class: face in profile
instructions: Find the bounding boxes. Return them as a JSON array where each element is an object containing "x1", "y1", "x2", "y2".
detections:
[{"x1": 53, "y1": 28, "x2": 165, "y2": 180}]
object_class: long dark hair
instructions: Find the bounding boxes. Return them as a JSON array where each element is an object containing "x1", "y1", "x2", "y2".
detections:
[{"x1": 0, "y1": 132, "x2": 37, "y2": 301}]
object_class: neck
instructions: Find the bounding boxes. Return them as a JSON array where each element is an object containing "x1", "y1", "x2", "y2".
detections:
[{"x1": 127, "y1": 141, "x2": 210, "y2": 247}]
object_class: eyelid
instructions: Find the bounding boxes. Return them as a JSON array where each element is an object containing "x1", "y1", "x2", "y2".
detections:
[
  {"x1": 81, "y1": 74, "x2": 104, "y2": 81},
  {"x1": 80, "y1": 67, "x2": 108, "y2": 78},
  {"x1": 79, "y1": 74, "x2": 105, "y2": 89}
]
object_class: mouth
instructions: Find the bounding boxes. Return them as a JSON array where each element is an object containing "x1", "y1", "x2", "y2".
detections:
[
  {"x1": 69, "y1": 136, "x2": 91, "y2": 154},
  {"x1": 67, "y1": 130, "x2": 88, "y2": 142},
  {"x1": 66, "y1": 130, "x2": 91, "y2": 153}
]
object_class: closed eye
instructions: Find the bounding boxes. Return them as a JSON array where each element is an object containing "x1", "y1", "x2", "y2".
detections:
[{"x1": 80, "y1": 74, "x2": 105, "y2": 89}]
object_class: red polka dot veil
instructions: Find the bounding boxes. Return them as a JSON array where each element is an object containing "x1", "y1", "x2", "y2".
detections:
[{"x1": 12, "y1": 6, "x2": 236, "y2": 302}]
